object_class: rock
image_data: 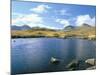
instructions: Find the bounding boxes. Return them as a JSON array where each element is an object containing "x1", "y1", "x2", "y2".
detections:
[
  {"x1": 66, "y1": 60, "x2": 79, "y2": 70},
  {"x1": 86, "y1": 66, "x2": 96, "y2": 70},
  {"x1": 85, "y1": 58, "x2": 95, "y2": 66},
  {"x1": 50, "y1": 57, "x2": 60, "y2": 64},
  {"x1": 13, "y1": 40, "x2": 16, "y2": 42}
]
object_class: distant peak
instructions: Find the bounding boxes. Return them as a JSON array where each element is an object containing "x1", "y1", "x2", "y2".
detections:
[
  {"x1": 81, "y1": 23, "x2": 91, "y2": 27},
  {"x1": 64, "y1": 25, "x2": 75, "y2": 28},
  {"x1": 22, "y1": 25, "x2": 30, "y2": 26},
  {"x1": 63, "y1": 25, "x2": 75, "y2": 31},
  {"x1": 11, "y1": 25, "x2": 31, "y2": 30}
]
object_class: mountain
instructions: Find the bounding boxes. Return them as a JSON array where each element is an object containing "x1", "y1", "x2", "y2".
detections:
[
  {"x1": 31, "y1": 26, "x2": 57, "y2": 31},
  {"x1": 80, "y1": 23, "x2": 92, "y2": 27},
  {"x1": 63, "y1": 25, "x2": 75, "y2": 31},
  {"x1": 11, "y1": 25, "x2": 31, "y2": 30},
  {"x1": 11, "y1": 25, "x2": 21, "y2": 30},
  {"x1": 76, "y1": 23, "x2": 95, "y2": 30},
  {"x1": 63, "y1": 23, "x2": 95, "y2": 37},
  {"x1": 64, "y1": 23, "x2": 94, "y2": 30},
  {"x1": 11, "y1": 23, "x2": 96, "y2": 39},
  {"x1": 68, "y1": 23, "x2": 95, "y2": 36},
  {"x1": 64, "y1": 23, "x2": 93, "y2": 31},
  {"x1": 21, "y1": 25, "x2": 31, "y2": 30}
]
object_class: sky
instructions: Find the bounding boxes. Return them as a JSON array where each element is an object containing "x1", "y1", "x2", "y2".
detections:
[{"x1": 11, "y1": 1, "x2": 96, "y2": 29}]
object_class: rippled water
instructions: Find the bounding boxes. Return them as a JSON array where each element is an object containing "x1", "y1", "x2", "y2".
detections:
[{"x1": 11, "y1": 38, "x2": 96, "y2": 74}]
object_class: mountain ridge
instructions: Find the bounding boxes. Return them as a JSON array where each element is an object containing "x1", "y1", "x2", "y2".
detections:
[
  {"x1": 11, "y1": 25, "x2": 31, "y2": 30},
  {"x1": 11, "y1": 23, "x2": 95, "y2": 31}
]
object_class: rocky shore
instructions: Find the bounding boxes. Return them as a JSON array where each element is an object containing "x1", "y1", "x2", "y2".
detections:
[
  {"x1": 66, "y1": 58, "x2": 96, "y2": 70},
  {"x1": 50, "y1": 57, "x2": 96, "y2": 70}
]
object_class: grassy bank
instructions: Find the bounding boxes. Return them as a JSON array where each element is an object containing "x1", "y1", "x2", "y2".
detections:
[{"x1": 11, "y1": 27, "x2": 96, "y2": 40}]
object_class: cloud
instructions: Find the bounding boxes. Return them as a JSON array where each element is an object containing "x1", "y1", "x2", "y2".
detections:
[
  {"x1": 54, "y1": 9, "x2": 71, "y2": 16},
  {"x1": 59, "y1": 9, "x2": 71, "y2": 16},
  {"x1": 12, "y1": 13, "x2": 43, "y2": 27},
  {"x1": 56, "y1": 19, "x2": 70, "y2": 27},
  {"x1": 36, "y1": 24, "x2": 58, "y2": 29},
  {"x1": 30, "y1": 4, "x2": 51, "y2": 13},
  {"x1": 12, "y1": 13, "x2": 59, "y2": 29},
  {"x1": 75, "y1": 15, "x2": 96, "y2": 26},
  {"x1": 12, "y1": 13, "x2": 25, "y2": 19}
]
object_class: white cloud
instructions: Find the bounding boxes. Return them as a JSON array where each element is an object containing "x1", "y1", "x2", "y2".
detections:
[
  {"x1": 54, "y1": 9, "x2": 71, "y2": 16},
  {"x1": 56, "y1": 19, "x2": 70, "y2": 27},
  {"x1": 59, "y1": 9, "x2": 70, "y2": 16},
  {"x1": 12, "y1": 13, "x2": 43, "y2": 27},
  {"x1": 36, "y1": 24, "x2": 58, "y2": 29},
  {"x1": 75, "y1": 15, "x2": 96, "y2": 26},
  {"x1": 30, "y1": 4, "x2": 51, "y2": 13},
  {"x1": 12, "y1": 13, "x2": 58, "y2": 29},
  {"x1": 59, "y1": 9, "x2": 66, "y2": 15}
]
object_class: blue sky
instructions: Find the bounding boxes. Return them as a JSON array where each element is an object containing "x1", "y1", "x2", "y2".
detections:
[{"x1": 12, "y1": 1, "x2": 96, "y2": 29}]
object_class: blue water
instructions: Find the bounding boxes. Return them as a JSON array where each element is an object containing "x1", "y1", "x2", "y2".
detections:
[{"x1": 11, "y1": 38, "x2": 96, "y2": 74}]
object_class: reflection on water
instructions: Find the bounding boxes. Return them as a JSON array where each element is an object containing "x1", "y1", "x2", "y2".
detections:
[{"x1": 11, "y1": 38, "x2": 96, "y2": 74}]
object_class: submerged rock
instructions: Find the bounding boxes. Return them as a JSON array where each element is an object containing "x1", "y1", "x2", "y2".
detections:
[
  {"x1": 13, "y1": 40, "x2": 16, "y2": 42},
  {"x1": 50, "y1": 57, "x2": 60, "y2": 64},
  {"x1": 86, "y1": 66, "x2": 96, "y2": 70},
  {"x1": 66, "y1": 59, "x2": 96, "y2": 70},
  {"x1": 85, "y1": 58, "x2": 95, "y2": 66},
  {"x1": 66, "y1": 60, "x2": 79, "y2": 70}
]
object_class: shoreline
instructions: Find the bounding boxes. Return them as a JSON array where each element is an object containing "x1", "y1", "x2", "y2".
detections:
[{"x1": 11, "y1": 36, "x2": 96, "y2": 41}]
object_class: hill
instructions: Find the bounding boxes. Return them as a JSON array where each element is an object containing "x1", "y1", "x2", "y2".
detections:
[
  {"x1": 64, "y1": 25, "x2": 75, "y2": 31},
  {"x1": 11, "y1": 23, "x2": 96, "y2": 40},
  {"x1": 11, "y1": 25, "x2": 31, "y2": 30}
]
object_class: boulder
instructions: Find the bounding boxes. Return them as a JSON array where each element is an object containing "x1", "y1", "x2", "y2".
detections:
[
  {"x1": 50, "y1": 57, "x2": 60, "y2": 64},
  {"x1": 66, "y1": 60, "x2": 79, "y2": 70},
  {"x1": 86, "y1": 66, "x2": 96, "y2": 70},
  {"x1": 85, "y1": 58, "x2": 95, "y2": 66}
]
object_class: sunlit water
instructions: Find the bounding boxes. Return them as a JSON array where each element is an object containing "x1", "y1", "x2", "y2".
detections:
[{"x1": 11, "y1": 38, "x2": 96, "y2": 74}]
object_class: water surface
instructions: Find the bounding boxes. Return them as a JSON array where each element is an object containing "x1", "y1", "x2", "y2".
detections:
[{"x1": 11, "y1": 38, "x2": 96, "y2": 74}]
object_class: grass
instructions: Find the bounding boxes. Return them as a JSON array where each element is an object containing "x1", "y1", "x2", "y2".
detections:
[{"x1": 11, "y1": 27, "x2": 96, "y2": 40}]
